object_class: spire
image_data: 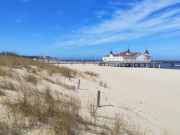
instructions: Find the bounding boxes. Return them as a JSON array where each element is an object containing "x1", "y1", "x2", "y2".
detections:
[
  {"x1": 126, "y1": 48, "x2": 131, "y2": 54},
  {"x1": 110, "y1": 50, "x2": 113, "y2": 55},
  {"x1": 144, "y1": 49, "x2": 149, "y2": 54}
]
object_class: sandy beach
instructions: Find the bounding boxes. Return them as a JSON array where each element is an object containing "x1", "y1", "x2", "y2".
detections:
[{"x1": 61, "y1": 64, "x2": 180, "y2": 135}]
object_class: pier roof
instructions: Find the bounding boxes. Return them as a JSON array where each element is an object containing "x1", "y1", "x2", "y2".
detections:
[{"x1": 113, "y1": 51, "x2": 139, "y2": 57}]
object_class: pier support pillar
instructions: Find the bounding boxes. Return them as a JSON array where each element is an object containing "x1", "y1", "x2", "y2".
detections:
[
  {"x1": 150, "y1": 63, "x2": 151, "y2": 68},
  {"x1": 158, "y1": 63, "x2": 161, "y2": 68},
  {"x1": 171, "y1": 63, "x2": 174, "y2": 67},
  {"x1": 138, "y1": 63, "x2": 140, "y2": 67}
]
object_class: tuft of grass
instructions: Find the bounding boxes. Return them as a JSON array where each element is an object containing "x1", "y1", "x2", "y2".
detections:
[
  {"x1": 103, "y1": 83, "x2": 107, "y2": 88},
  {"x1": 0, "y1": 80, "x2": 19, "y2": 91},
  {"x1": 85, "y1": 71, "x2": 99, "y2": 78},
  {"x1": 0, "y1": 67, "x2": 13, "y2": 78},
  {"x1": 56, "y1": 80, "x2": 76, "y2": 90},
  {"x1": 0, "y1": 121, "x2": 23, "y2": 135},
  {"x1": 99, "y1": 81, "x2": 107, "y2": 88},
  {"x1": 24, "y1": 74, "x2": 37, "y2": 85},
  {"x1": 88, "y1": 100, "x2": 97, "y2": 117},
  {"x1": 111, "y1": 116, "x2": 124, "y2": 135},
  {"x1": 0, "y1": 90, "x2": 5, "y2": 96},
  {"x1": 99, "y1": 81, "x2": 103, "y2": 87}
]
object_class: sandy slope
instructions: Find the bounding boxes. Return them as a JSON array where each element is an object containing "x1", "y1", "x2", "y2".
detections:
[{"x1": 61, "y1": 64, "x2": 180, "y2": 135}]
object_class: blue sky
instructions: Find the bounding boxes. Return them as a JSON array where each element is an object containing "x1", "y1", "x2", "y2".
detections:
[{"x1": 0, "y1": 0, "x2": 180, "y2": 60}]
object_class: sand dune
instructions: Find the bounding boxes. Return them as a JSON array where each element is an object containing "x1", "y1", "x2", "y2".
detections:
[{"x1": 61, "y1": 64, "x2": 180, "y2": 135}]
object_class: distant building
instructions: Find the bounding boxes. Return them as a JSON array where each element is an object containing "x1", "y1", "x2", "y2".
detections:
[{"x1": 103, "y1": 49, "x2": 150, "y2": 62}]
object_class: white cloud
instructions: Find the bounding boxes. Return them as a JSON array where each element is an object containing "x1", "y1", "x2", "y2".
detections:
[{"x1": 53, "y1": 0, "x2": 180, "y2": 48}]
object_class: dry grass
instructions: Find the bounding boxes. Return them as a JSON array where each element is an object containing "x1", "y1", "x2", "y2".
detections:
[
  {"x1": 0, "y1": 67, "x2": 13, "y2": 78},
  {"x1": 2, "y1": 87, "x2": 82, "y2": 134},
  {"x1": 24, "y1": 74, "x2": 38, "y2": 85},
  {"x1": 111, "y1": 115, "x2": 125, "y2": 135},
  {"x1": 85, "y1": 71, "x2": 99, "y2": 78},
  {"x1": 0, "y1": 55, "x2": 78, "y2": 78},
  {"x1": 0, "y1": 121, "x2": 23, "y2": 135},
  {"x1": 88, "y1": 100, "x2": 97, "y2": 116},
  {"x1": 0, "y1": 80, "x2": 19, "y2": 91},
  {"x1": 99, "y1": 81, "x2": 107, "y2": 88},
  {"x1": 0, "y1": 90, "x2": 5, "y2": 96},
  {"x1": 56, "y1": 80, "x2": 76, "y2": 90}
]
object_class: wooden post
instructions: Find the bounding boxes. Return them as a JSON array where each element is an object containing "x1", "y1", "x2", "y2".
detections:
[
  {"x1": 78, "y1": 79, "x2": 80, "y2": 89},
  {"x1": 69, "y1": 72, "x2": 71, "y2": 81},
  {"x1": 97, "y1": 91, "x2": 100, "y2": 107}
]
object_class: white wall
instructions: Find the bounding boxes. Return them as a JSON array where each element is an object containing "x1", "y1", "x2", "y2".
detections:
[
  {"x1": 135, "y1": 54, "x2": 150, "y2": 61},
  {"x1": 103, "y1": 54, "x2": 150, "y2": 62}
]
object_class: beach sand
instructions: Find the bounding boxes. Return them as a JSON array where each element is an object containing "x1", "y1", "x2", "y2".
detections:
[{"x1": 60, "y1": 64, "x2": 180, "y2": 135}]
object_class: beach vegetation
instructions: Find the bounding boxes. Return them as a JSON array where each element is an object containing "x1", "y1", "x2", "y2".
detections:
[
  {"x1": 24, "y1": 74, "x2": 38, "y2": 85},
  {"x1": 0, "y1": 90, "x2": 5, "y2": 96},
  {"x1": 2, "y1": 87, "x2": 82, "y2": 134},
  {"x1": 85, "y1": 71, "x2": 99, "y2": 77},
  {"x1": 0, "y1": 55, "x2": 79, "y2": 78},
  {"x1": 0, "y1": 80, "x2": 19, "y2": 91}
]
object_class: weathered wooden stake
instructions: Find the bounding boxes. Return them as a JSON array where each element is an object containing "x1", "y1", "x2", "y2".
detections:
[
  {"x1": 97, "y1": 91, "x2": 100, "y2": 107},
  {"x1": 69, "y1": 72, "x2": 71, "y2": 81},
  {"x1": 78, "y1": 79, "x2": 80, "y2": 89}
]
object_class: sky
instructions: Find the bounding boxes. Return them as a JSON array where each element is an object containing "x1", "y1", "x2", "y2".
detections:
[{"x1": 0, "y1": 0, "x2": 180, "y2": 60}]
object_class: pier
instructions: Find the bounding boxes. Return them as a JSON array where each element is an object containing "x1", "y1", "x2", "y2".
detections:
[
  {"x1": 99, "y1": 61, "x2": 180, "y2": 68},
  {"x1": 46, "y1": 60, "x2": 180, "y2": 69}
]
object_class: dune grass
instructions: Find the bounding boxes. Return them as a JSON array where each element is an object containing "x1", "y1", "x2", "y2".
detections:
[
  {"x1": 99, "y1": 81, "x2": 107, "y2": 88},
  {"x1": 2, "y1": 87, "x2": 81, "y2": 134},
  {"x1": 0, "y1": 90, "x2": 5, "y2": 96},
  {"x1": 0, "y1": 80, "x2": 19, "y2": 91},
  {"x1": 0, "y1": 121, "x2": 23, "y2": 135},
  {"x1": 24, "y1": 74, "x2": 38, "y2": 85},
  {"x1": 0, "y1": 55, "x2": 78, "y2": 78},
  {"x1": 0, "y1": 67, "x2": 13, "y2": 78},
  {"x1": 85, "y1": 71, "x2": 99, "y2": 78}
]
